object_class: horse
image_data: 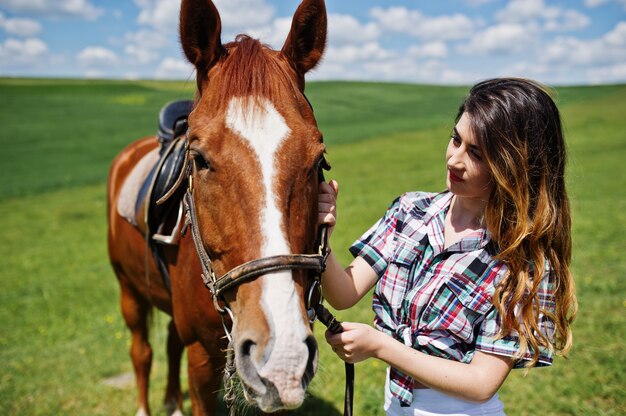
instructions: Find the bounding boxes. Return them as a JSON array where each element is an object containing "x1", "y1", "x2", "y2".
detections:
[{"x1": 106, "y1": 0, "x2": 328, "y2": 414}]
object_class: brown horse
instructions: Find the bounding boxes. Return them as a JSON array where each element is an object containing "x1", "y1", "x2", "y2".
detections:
[{"x1": 107, "y1": 0, "x2": 328, "y2": 414}]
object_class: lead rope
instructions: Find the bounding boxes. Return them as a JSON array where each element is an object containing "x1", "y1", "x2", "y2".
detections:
[
  {"x1": 311, "y1": 195, "x2": 354, "y2": 416},
  {"x1": 314, "y1": 304, "x2": 354, "y2": 416}
]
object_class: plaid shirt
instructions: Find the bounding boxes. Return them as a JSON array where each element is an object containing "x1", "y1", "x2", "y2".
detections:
[{"x1": 349, "y1": 191, "x2": 556, "y2": 407}]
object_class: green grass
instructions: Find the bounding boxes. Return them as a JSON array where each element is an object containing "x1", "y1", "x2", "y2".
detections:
[
  {"x1": 0, "y1": 79, "x2": 625, "y2": 415},
  {"x1": 0, "y1": 79, "x2": 467, "y2": 200}
]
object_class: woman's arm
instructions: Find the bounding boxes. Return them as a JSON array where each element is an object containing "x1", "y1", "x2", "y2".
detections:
[
  {"x1": 322, "y1": 254, "x2": 379, "y2": 310},
  {"x1": 326, "y1": 322, "x2": 514, "y2": 403},
  {"x1": 318, "y1": 180, "x2": 378, "y2": 309}
]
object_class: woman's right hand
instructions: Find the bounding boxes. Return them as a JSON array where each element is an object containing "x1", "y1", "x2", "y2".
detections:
[{"x1": 318, "y1": 179, "x2": 339, "y2": 237}]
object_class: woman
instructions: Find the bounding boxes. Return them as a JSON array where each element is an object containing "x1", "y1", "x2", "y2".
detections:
[{"x1": 318, "y1": 78, "x2": 577, "y2": 415}]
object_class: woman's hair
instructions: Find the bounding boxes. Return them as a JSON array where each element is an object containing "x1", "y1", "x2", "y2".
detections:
[{"x1": 457, "y1": 78, "x2": 577, "y2": 365}]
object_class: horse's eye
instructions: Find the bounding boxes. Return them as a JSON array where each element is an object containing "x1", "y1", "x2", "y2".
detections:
[{"x1": 192, "y1": 152, "x2": 211, "y2": 172}]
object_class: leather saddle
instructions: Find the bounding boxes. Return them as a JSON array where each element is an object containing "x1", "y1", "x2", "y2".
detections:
[
  {"x1": 132, "y1": 100, "x2": 193, "y2": 288},
  {"x1": 134, "y1": 100, "x2": 193, "y2": 245},
  {"x1": 156, "y1": 99, "x2": 194, "y2": 152}
]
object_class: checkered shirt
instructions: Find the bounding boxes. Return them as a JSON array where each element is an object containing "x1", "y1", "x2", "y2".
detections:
[{"x1": 349, "y1": 191, "x2": 556, "y2": 407}]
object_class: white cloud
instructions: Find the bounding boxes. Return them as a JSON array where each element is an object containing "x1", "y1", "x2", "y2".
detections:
[
  {"x1": 241, "y1": 17, "x2": 292, "y2": 49},
  {"x1": 466, "y1": 0, "x2": 498, "y2": 6},
  {"x1": 121, "y1": 27, "x2": 175, "y2": 68},
  {"x1": 125, "y1": 44, "x2": 159, "y2": 65},
  {"x1": 407, "y1": 41, "x2": 448, "y2": 59},
  {"x1": 237, "y1": 12, "x2": 381, "y2": 55},
  {"x1": 588, "y1": 62, "x2": 626, "y2": 83},
  {"x1": 584, "y1": 0, "x2": 608, "y2": 6},
  {"x1": 121, "y1": 2, "x2": 179, "y2": 75},
  {"x1": 584, "y1": 0, "x2": 626, "y2": 10},
  {"x1": 212, "y1": 0, "x2": 275, "y2": 30},
  {"x1": 511, "y1": 21, "x2": 626, "y2": 83},
  {"x1": 133, "y1": 0, "x2": 276, "y2": 33},
  {"x1": 123, "y1": 29, "x2": 170, "y2": 53},
  {"x1": 0, "y1": 37, "x2": 47, "y2": 67},
  {"x1": 0, "y1": 13, "x2": 42, "y2": 37},
  {"x1": 154, "y1": 57, "x2": 194, "y2": 79},
  {"x1": 327, "y1": 14, "x2": 380, "y2": 46},
  {"x1": 541, "y1": 22, "x2": 626, "y2": 67},
  {"x1": 324, "y1": 42, "x2": 394, "y2": 65},
  {"x1": 0, "y1": 0, "x2": 102, "y2": 20},
  {"x1": 362, "y1": 57, "x2": 467, "y2": 84},
  {"x1": 370, "y1": 7, "x2": 475, "y2": 41},
  {"x1": 496, "y1": 0, "x2": 553, "y2": 23},
  {"x1": 544, "y1": 9, "x2": 590, "y2": 32},
  {"x1": 496, "y1": 0, "x2": 590, "y2": 32},
  {"x1": 312, "y1": 40, "x2": 465, "y2": 84},
  {"x1": 135, "y1": 0, "x2": 180, "y2": 32},
  {"x1": 604, "y1": 21, "x2": 626, "y2": 47},
  {"x1": 243, "y1": 12, "x2": 381, "y2": 64},
  {"x1": 77, "y1": 46, "x2": 119, "y2": 67},
  {"x1": 460, "y1": 23, "x2": 537, "y2": 55},
  {"x1": 127, "y1": 0, "x2": 278, "y2": 78}
]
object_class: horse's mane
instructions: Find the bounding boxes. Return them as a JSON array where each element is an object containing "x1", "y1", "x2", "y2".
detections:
[{"x1": 208, "y1": 35, "x2": 298, "y2": 108}]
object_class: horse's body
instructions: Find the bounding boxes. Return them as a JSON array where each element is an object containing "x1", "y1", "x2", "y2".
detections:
[{"x1": 107, "y1": 1, "x2": 327, "y2": 414}]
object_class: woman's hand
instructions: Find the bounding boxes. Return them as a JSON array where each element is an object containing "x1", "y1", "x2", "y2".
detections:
[
  {"x1": 325, "y1": 321, "x2": 384, "y2": 364},
  {"x1": 318, "y1": 179, "x2": 339, "y2": 237}
]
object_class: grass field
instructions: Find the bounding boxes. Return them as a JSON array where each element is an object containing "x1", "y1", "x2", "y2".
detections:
[{"x1": 0, "y1": 78, "x2": 624, "y2": 415}]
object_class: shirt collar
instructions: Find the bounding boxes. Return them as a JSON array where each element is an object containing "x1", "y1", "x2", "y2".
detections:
[
  {"x1": 423, "y1": 191, "x2": 453, "y2": 225},
  {"x1": 423, "y1": 191, "x2": 493, "y2": 254}
]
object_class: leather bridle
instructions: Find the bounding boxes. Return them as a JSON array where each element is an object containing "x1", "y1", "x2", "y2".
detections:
[
  {"x1": 175, "y1": 112, "x2": 354, "y2": 415},
  {"x1": 181, "y1": 144, "x2": 330, "y2": 320}
]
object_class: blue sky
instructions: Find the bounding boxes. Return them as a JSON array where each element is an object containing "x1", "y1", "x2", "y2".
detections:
[{"x1": 1, "y1": 0, "x2": 625, "y2": 85}]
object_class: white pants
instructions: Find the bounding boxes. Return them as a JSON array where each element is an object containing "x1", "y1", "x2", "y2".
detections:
[{"x1": 384, "y1": 371, "x2": 506, "y2": 416}]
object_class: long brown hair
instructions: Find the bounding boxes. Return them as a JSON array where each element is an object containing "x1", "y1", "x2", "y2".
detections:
[{"x1": 458, "y1": 78, "x2": 577, "y2": 364}]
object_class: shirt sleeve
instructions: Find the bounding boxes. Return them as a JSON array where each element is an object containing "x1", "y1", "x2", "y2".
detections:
[
  {"x1": 348, "y1": 196, "x2": 402, "y2": 278},
  {"x1": 475, "y1": 266, "x2": 556, "y2": 368}
]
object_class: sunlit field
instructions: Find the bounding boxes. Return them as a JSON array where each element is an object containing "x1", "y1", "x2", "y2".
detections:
[{"x1": 1, "y1": 78, "x2": 624, "y2": 415}]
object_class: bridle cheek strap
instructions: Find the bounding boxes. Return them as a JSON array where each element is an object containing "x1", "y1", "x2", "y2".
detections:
[{"x1": 182, "y1": 186, "x2": 328, "y2": 308}]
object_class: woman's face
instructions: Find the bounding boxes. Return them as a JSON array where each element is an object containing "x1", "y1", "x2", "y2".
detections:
[{"x1": 446, "y1": 112, "x2": 494, "y2": 201}]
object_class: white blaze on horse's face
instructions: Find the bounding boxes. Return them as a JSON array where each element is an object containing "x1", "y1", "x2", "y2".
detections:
[
  {"x1": 226, "y1": 96, "x2": 311, "y2": 408},
  {"x1": 226, "y1": 96, "x2": 292, "y2": 257}
]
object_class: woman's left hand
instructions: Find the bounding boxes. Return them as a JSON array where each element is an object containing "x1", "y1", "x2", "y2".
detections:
[{"x1": 325, "y1": 321, "x2": 383, "y2": 364}]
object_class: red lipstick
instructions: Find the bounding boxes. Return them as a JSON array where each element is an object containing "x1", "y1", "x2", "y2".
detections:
[{"x1": 449, "y1": 170, "x2": 463, "y2": 183}]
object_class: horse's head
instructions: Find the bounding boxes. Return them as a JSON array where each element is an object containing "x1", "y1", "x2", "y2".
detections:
[{"x1": 180, "y1": 0, "x2": 327, "y2": 411}]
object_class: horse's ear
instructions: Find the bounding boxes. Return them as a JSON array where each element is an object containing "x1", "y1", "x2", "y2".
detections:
[
  {"x1": 281, "y1": 0, "x2": 327, "y2": 76},
  {"x1": 179, "y1": 0, "x2": 224, "y2": 78}
]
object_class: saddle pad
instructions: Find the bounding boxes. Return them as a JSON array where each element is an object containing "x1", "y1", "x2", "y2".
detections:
[{"x1": 117, "y1": 148, "x2": 160, "y2": 226}]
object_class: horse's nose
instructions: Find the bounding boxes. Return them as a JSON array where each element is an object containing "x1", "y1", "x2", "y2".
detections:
[
  {"x1": 235, "y1": 333, "x2": 318, "y2": 409},
  {"x1": 236, "y1": 337, "x2": 266, "y2": 397},
  {"x1": 237, "y1": 334, "x2": 318, "y2": 383}
]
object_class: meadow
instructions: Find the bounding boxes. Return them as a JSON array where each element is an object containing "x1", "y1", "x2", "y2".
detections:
[{"x1": 0, "y1": 78, "x2": 624, "y2": 415}]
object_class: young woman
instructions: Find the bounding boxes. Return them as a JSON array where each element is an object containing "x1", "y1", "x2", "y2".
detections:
[{"x1": 318, "y1": 78, "x2": 577, "y2": 415}]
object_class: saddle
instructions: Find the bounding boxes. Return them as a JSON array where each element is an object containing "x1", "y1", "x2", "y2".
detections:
[
  {"x1": 156, "y1": 99, "x2": 194, "y2": 152},
  {"x1": 134, "y1": 100, "x2": 193, "y2": 288},
  {"x1": 134, "y1": 100, "x2": 192, "y2": 241}
]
